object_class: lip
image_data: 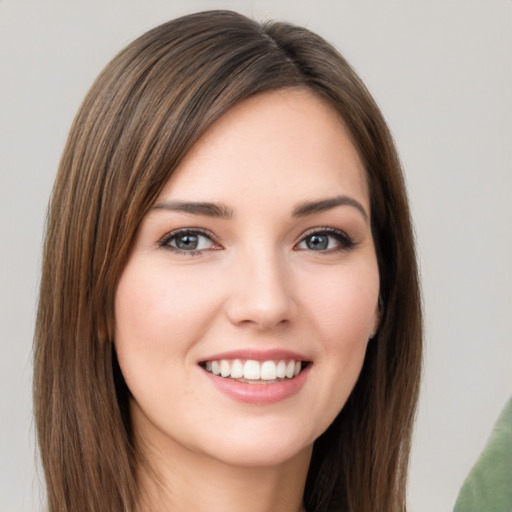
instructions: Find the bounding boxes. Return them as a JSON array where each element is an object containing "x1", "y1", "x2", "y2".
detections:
[
  {"x1": 198, "y1": 349, "x2": 312, "y2": 405},
  {"x1": 198, "y1": 348, "x2": 310, "y2": 363}
]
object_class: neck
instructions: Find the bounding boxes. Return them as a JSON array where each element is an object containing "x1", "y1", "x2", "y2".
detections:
[{"x1": 135, "y1": 430, "x2": 311, "y2": 512}]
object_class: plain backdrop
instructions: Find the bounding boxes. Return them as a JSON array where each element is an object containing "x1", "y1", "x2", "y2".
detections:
[{"x1": 1, "y1": 1, "x2": 511, "y2": 511}]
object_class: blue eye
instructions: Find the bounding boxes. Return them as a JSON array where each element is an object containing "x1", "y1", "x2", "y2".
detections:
[
  {"x1": 160, "y1": 230, "x2": 217, "y2": 253},
  {"x1": 297, "y1": 229, "x2": 354, "y2": 252}
]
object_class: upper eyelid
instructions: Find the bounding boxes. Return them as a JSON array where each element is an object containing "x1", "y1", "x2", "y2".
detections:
[
  {"x1": 157, "y1": 228, "x2": 220, "y2": 252},
  {"x1": 160, "y1": 227, "x2": 216, "y2": 241},
  {"x1": 295, "y1": 227, "x2": 356, "y2": 250},
  {"x1": 298, "y1": 226, "x2": 351, "y2": 240}
]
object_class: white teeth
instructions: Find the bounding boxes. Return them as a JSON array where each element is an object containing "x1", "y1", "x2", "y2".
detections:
[
  {"x1": 220, "y1": 360, "x2": 230, "y2": 377},
  {"x1": 203, "y1": 358, "x2": 306, "y2": 381},
  {"x1": 231, "y1": 359, "x2": 244, "y2": 379},
  {"x1": 243, "y1": 360, "x2": 261, "y2": 380},
  {"x1": 260, "y1": 361, "x2": 277, "y2": 380}
]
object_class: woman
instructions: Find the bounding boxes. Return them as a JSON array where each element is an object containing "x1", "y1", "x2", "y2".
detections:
[{"x1": 34, "y1": 10, "x2": 422, "y2": 512}]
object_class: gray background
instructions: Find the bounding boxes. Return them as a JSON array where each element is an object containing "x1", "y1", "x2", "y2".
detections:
[{"x1": 1, "y1": 1, "x2": 511, "y2": 511}]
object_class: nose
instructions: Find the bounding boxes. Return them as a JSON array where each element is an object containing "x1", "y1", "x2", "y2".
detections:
[{"x1": 225, "y1": 249, "x2": 296, "y2": 330}]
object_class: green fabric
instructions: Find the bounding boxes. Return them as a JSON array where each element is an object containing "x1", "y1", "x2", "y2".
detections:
[{"x1": 453, "y1": 396, "x2": 512, "y2": 512}]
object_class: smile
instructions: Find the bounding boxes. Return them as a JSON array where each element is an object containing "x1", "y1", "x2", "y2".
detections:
[{"x1": 201, "y1": 359, "x2": 306, "y2": 382}]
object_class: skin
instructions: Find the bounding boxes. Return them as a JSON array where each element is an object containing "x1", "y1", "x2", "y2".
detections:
[{"x1": 115, "y1": 88, "x2": 380, "y2": 512}]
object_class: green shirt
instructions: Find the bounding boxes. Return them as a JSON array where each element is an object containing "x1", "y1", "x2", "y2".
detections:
[{"x1": 453, "y1": 397, "x2": 512, "y2": 512}]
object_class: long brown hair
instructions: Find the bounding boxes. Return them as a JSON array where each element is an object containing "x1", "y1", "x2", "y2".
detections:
[{"x1": 34, "y1": 10, "x2": 422, "y2": 512}]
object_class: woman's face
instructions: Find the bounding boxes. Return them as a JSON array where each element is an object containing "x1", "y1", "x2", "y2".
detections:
[{"x1": 115, "y1": 88, "x2": 380, "y2": 469}]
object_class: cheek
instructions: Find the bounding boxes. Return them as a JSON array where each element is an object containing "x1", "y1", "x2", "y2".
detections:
[
  {"x1": 114, "y1": 263, "x2": 190, "y2": 386},
  {"x1": 298, "y1": 263, "x2": 378, "y2": 425},
  {"x1": 113, "y1": 261, "x2": 218, "y2": 418},
  {"x1": 115, "y1": 260, "x2": 221, "y2": 348},
  {"x1": 302, "y1": 263, "x2": 379, "y2": 343}
]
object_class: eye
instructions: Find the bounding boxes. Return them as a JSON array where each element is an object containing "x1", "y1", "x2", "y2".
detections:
[
  {"x1": 159, "y1": 229, "x2": 219, "y2": 254},
  {"x1": 296, "y1": 228, "x2": 355, "y2": 252}
]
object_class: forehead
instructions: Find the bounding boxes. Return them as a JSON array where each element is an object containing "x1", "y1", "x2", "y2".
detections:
[{"x1": 159, "y1": 88, "x2": 369, "y2": 209}]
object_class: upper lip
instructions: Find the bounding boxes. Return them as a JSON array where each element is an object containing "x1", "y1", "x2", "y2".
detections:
[{"x1": 199, "y1": 348, "x2": 311, "y2": 363}]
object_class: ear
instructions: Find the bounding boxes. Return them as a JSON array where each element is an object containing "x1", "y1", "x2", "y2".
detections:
[
  {"x1": 369, "y1": 297, "x2": 382, "y2": 339},
  {"x1": 97, "y1": 316, "x2": 113, "y2": 344}
]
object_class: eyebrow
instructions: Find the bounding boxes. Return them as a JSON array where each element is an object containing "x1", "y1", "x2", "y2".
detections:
[
  {"x1": 292, "y1": 195, "x2": 368, "y2": 220},
  {"x1": 152, "y1": 195, "x2": 367, "y2": 220},
  {"x1": 152, "y1": 200, "x2": 234, "y2": 218}
]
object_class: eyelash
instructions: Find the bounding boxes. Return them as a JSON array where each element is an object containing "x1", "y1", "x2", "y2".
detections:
[
  {"x1": 158, "y1": 229, "x2": 220, "y2": 256},
  {"x1": 296, "y1": 227, "x2": 356, "y2": 253},
  {"x1": 158, "y1": 227, "x2": 355, "y2": 256}
]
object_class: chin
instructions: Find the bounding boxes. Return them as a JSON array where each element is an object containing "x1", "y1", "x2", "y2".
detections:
[
  {"x1": 203, "y1": 433, "x2": 313, "y2": 469},
  {"x1": 189, "y1": 412, "x2": 323, "y2": 469}
]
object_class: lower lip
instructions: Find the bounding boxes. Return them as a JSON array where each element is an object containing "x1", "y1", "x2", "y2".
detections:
[{"x1": 202, "y1": 365, "x2": 311, "y2": 405}]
